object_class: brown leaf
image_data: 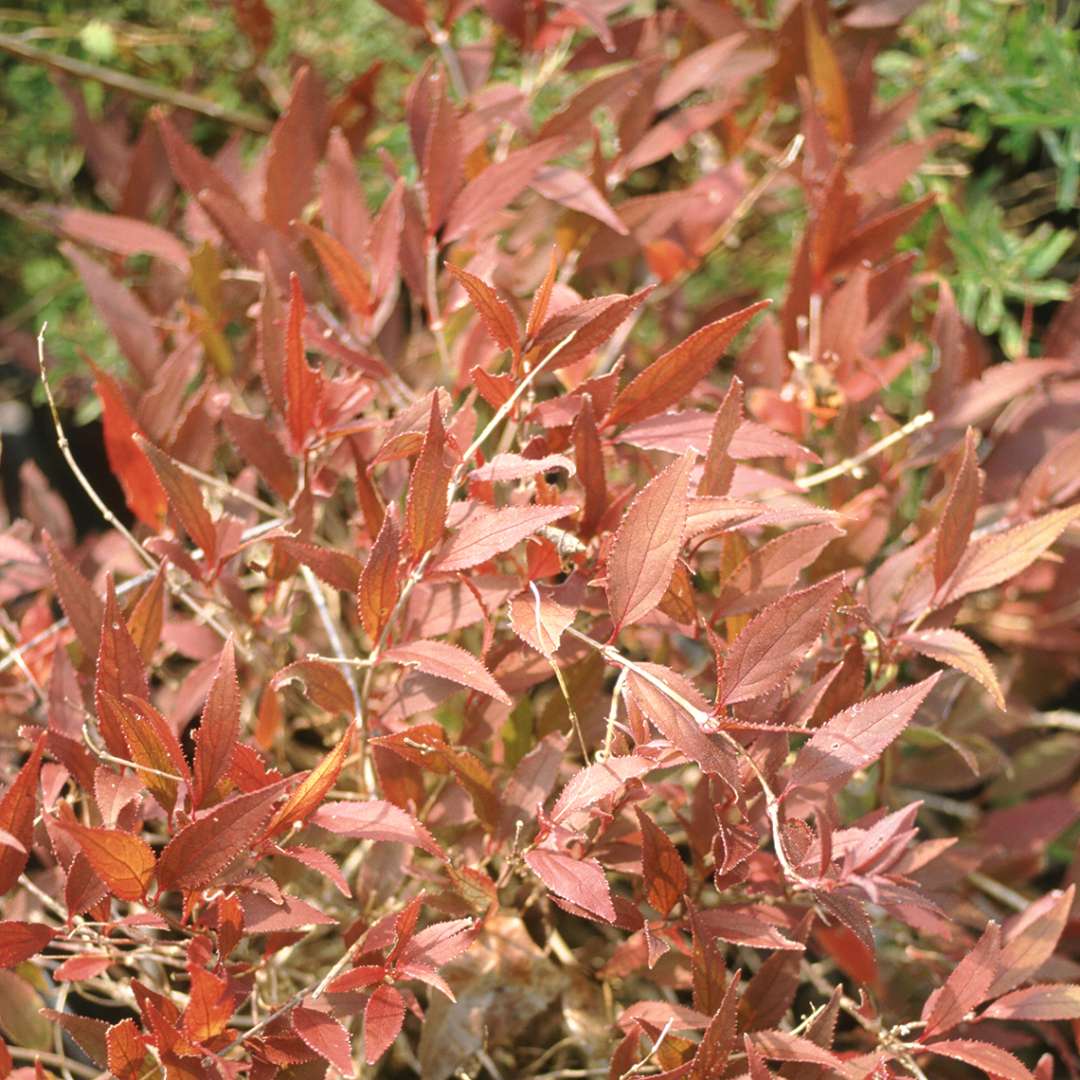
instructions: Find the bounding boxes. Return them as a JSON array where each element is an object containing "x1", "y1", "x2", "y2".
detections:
[
  {"x1": 699, "y1": 377, "x2": 743, "y2": 497},
  {"x1": 137, "y1": 437, "x2": 217, "y2": 566},
  {"x1": 295, "y1": 221, "x2": 372, "y2": 320},
  {"x1": 42, "y1": 530, "x2": 102, "y2": 659},
  {"x1": 607, "y1": 451, "x2": 695, "y2": 631}
]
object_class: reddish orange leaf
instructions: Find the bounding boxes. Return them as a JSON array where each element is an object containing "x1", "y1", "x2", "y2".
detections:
[
  {"x1": 934, "y1": 427, "x2": 981, "y2": 590},
  {"x1": 699, "y1": 377, "x2": 743, "y2": 497},
  {"x1": 447, "y1": 263, "x2": 520, "y2": 362},
  {"x1": 42, "y1": 529, "x2": 102, "y2": 658},
  {"x1": 137, "y1": 437, "x2": 217, "y2": 566},
  {"x1": 0, "y1": 736, "x2": 44, "y2": 897},
  {"x1": 156, "y1": 780, "x2": 288, "y2": 893},
  {"x1": 607, "y1": 451, "x2": 695, "y2": 632},
  {"x1": 106, "y1": 1019, "x2": 150, "y2": 1080},
  {"x1": 93, "y1": 368, "x2": 166, "y2": 528},
  {"x1": 636, "y1": 807, "x2": 688, "y2": 917},
  {"x1": 431, "y1": 502, "x2": 576, "y2": 573},
  {"x1": 900, "y1": 628, "x2": 1004, "y2": 710},
  {"x1": 96, "y1": 579, "x2": 150, "y2": 762},
  {"x1": 125, "y1": 563, "x2": 166, "y2": 664},
  {"x1": 573, "y1": 394, "x2": 607, "y2": 537},
  {"x1": 56, "y1": 820, "x2": 155, "y2": 901},
  {"x1": 262, "y1": 729, "x2": 352, "y2": 839},
  {"x1": 272, "y1": 659, "x2": 356, "y2": 714},
  {"x1": 293, "y1": 1005, "x2": 354, "y2": 1077},
  {"x1": 113, "y1": 694, "x2": 190, "y2": 814},
  {"x1": 803, "y1": 4, "x2": 852, "y2": 145},
  {"x1": 295, "y1": 220, "x2": 372, "y2": 320},
  {"x1": 605, "y1": 301, "x2": 770, "y2": 428},
  {"x1": 192, "y1": 638, "x2": 240, "y2": 808},
  {"x1": 358, "y1": 511, "x2": 401, "y2": 641},
  {"x1": 364, "y1": 984, "x2": 405, "y2": 1064},
  {"x1": 182, "y1": 967, "x2": 235, "y2": 1043},
  {"x1": 405, "y1": 396, "x2": 452, "y2": 560},
  {"x1": 0, "y1": 921, "x2": 56, "y2": 969}
]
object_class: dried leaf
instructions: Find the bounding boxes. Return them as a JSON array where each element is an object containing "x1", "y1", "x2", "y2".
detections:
[{"x1": 607, "y1": 451, "x2": 695, "y2": 631}]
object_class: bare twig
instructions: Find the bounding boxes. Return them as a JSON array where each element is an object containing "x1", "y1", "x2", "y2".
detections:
[{"x1": 0, "y1": 31, "x2": 272, "y2": 132}]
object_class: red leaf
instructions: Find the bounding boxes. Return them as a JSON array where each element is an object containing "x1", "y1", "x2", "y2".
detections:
[
  {"x1": 383, "y1": 639, "x2": 511, "y2": 705},
  {"x1": 137, "y1": 437, "x2": 217, "y2": 565},
  {"x1": 607, "y1": 450, "x2": 695, "y2": 631},
  {"x1": 471, "y1": 453, "x2": 574, "y2": 484},
  {"x1": 284, "y1": 274, "x2": 322, "y2": 453},
  {"x1": 713, "y1": 523, "x2": 843, "y2": 616},
  {"x1": 605, "y1": 301, "x2": 770, "y2": 428},
  {"x1": 358, "y1": 511, "x2": 402, "y2": 641},
  {"x1": 573, "y1": 394, "x2": 607, "y2": 537},
  {"x1": 691, "y1": 970, "x2": 741, "y2": 1079},
  {"x1": 921, "y1": 922, "x2": 1003, "y2": 1038},
  {"x1": 54, "y1": 954, "x2": 113, "y2": 981},
  {"x1": 508, "y1": 586, "x2": 576, "y2": 657},
  {"x1": 934, "y1": 428, "x2": 981, "y2": 590},
  {"x1": 431, "y1": 502, "x2": 576, "y2": 573},
  {"x1": 56, "y1": 207, "x2": 188, "y2": 268},
  {"x1": 263, "y1": 66, "x2": 324, "y2": 231},
  {"x1": 276, "y1": 539, "x2": 363, "y2": 593},
  {"x1": 106, "y1": 1019, "x2": 149, "y2": 1080},
  {"x1": 923, "y1": 1039, "x2": 1034, "y2": 1080},
  {"x1": 95, "y1": 580, "x2": 150, "y2": 761},
  {"x1": 787, "y1": 674, "x2": 941, "y2": 792},
  {"x1": 941, "y1": 505, "x2": 1080, "y2": 605},
  {"x1": 0, "y1": 922, "x2": 55, "y2": 969},
  {"x1": 538, "y1": 286, "x2": 654, "y2": 372},
  {"x1": 497, "y1": 733, "x2": 567, "y2": 842},
  {"x1": 262, "y1": 729, "x2": 352, "y2": 839},
  {"x1": 720, "y1": 575, "x2": 844, "y2": 705},
  {"x1": 695, "y1": 908, "x2": 803, "y2": 951},
  {"x1": 55, "y1": 820, "x2": 155, "y2": 902},
  {"x1": 636, "y1": 808, "x2": 688, "y2": 917},
  {"x1": 699, "y1": 377, "x2": 743, "y2": 497},
  {"x1": 156, "y1": 780, "x2": 288, "y2": 892},
  {"x1": 406, "y1": 396, "x2": 452, "y2": 559},
  {"x1": 524, "y1": 847, "x2": 615, "y2": 922},
  {"x1": 626, "y1": 666, "x2": 737, "y2": 792},
  {"x1": 447, "y1": 263, "x2": 520, "y2": 362},
  {"x1": 364, "y1": 984, "x2": 405, "y2": 1064},
  {"x1": 532, "y1": 166, "x2": 628, "y2": 234},
  {"x1": 64, "y1": 244, "x2": 162, "y2": 383},
  {"x1": 293, "y1": 1004, "x2": 354, "y2": 1077},
  {"x1": 989, "y1": 885, "x2": 1074, "y2": 997},
  {"x1": 296, "y1": 220, "x2": 372, "y2": 320},
  {"x1": 93, "y1": 368, "x2": 166, "y2": 528},
  {"x1": 900, "y1": 628, "x2": 1004, "y2": 710},
  {"x1": 420, "y1": 72, "x2": 463, "y2": 234},
  {"x1": 272, "y1": 659, "x2": 355, "y2": 714},
  {"x1": 551, "y1": 754, "x2": 652, "y2": 824},
  {"x1": 192, "y1": 638, "x2": 240, "y2": 808},
  {"x1": 443, "y1": 137, "x2": 567, "y2": 244},
  {"x1": 41, "y1": 530, "x2": 102, "y2": 659},
  {"x1": 982, "y1": 984, "x2": 1080, "y2": 1022},
  {"x1": 109, "y1": 695, "x2": 189, "y2": 814},
  {"x1": 311, "y1": 799, "x2": 446, "y2": 860}
]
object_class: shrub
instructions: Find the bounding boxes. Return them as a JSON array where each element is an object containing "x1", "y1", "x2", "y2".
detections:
[{"x1": 1, "y1": 2, "x2": 1079, "y2": 1078}]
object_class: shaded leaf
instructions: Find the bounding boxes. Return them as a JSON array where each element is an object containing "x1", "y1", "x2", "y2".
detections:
[
  {"x1": 137, "y1": 437, "x2": 217, "y2": 565},
  {"x1": 192, "y1": 638, "x2": 240, "y2": 808},
  {"x1": 900, "y1": 628, "x2": 1004, "y2": 710},
  {"x1": 525, "y1": 847, "x2": 615, "y2": 922},
  {"x1": 0, "y1": 922, "x2": 56, "y2": 969},
  {"x1": 923, "y1": 1039, "x2": 1033, "y2": 1080},
  {"x1": 311, "y1": 799, "x2": 446, "y2": 860},
  {"x1": 358, "y1": 512, "x2": 401, "y2": 641},
  {"x1": 383, "y1": 639, "x2": 511, "y2": 705},
  {"x1": 636, "y1": 807, "x2": 688, "y2": 917},
  {"x1": 406, "y1": 396, "x2": 452, "y2": 559},
  {"x1": 934, "y1": 427, "x2": 982, "y2": 590}
]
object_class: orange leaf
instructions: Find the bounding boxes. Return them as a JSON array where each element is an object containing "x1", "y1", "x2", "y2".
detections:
[
  {"x1": 106, "y1": 1019, "x2": 150, "y2": 1080},
  {"x1": 192, "y1": 638, "x2": 240, "y2": 808},
  {"x1": 295, "y1": 220, "x2": 372, "y2": 320},
  {"x1": 636, "y1": 807, "x2": 688, "y2": 917},
  {"x1": 263, "y1": 729, "x2": 352, "y2": 839},
  {"x1": 447, "y1": 263, "x2": 520, "y2": 362},
  {"x1": 358, "y1": 512, "x2": 401, "y2": 641},
  {"x1": 803, "y1": 5, "x2": 852, "y2": 145},
  {"x1": 57, "y1": 820, "x2": 155, "y2": 902},
  {"x1": 137, "y1": 437, "x2": 217, "y2": 566}
]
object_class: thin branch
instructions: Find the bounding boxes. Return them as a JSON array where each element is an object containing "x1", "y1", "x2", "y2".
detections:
[{"x1": 0, "y1": 31, "x2": 272, "y2": 133}]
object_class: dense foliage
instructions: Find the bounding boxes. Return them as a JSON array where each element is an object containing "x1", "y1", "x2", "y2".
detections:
[{"x1": 1, "y1": 1, "x2": 1079, "y2": 1078}]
